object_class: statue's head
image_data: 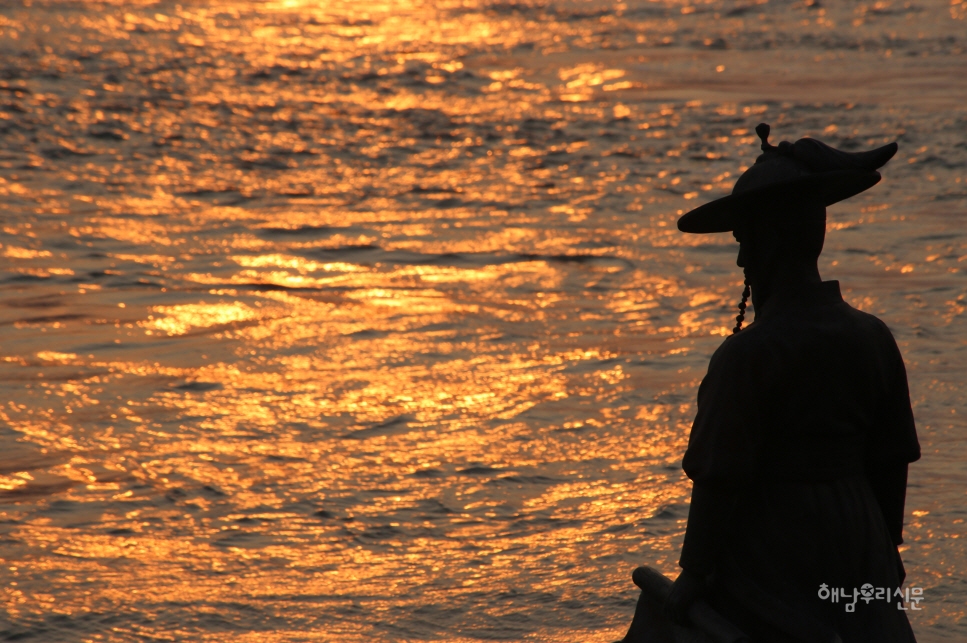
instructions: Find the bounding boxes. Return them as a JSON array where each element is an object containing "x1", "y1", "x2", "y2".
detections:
[{"x1": 678, "y1": 124, "x2": 898, "y2": 332}]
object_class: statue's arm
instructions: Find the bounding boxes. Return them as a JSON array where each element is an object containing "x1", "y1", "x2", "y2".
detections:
[
  {"x1": 866, "y1": 321, "x2": 919, "y2": 546},
  {"x1": 666, "y1": 481, "x2": 737, "y2": 623},
  {"x1": 866, "y1": 460, "x2": 909, "y2": 546},
  {"x1": 678, "y1": 481, "x2": 738, "y2": 575}
]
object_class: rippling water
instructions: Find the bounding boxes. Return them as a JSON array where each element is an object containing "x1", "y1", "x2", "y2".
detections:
[{"x1": 0, "y1": 1, "x2": 965, "y2": 641}]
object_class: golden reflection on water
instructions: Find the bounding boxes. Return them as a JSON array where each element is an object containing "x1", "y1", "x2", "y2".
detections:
[{"x1": 0, "y1": 0, "x2": 964, "y2": 641}]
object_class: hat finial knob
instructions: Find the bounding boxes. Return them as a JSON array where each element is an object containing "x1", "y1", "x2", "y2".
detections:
[{"x1": 755, "y1": 123, "x2": 775, "y2": 152}]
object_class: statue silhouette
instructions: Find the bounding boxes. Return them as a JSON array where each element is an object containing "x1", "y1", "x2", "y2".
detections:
[{"x1": 620, "y1": 124, "x2": 920, "y2": 643}]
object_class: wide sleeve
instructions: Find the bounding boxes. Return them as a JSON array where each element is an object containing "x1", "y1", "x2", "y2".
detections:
[
  {"x1": 678, "y1": 481, "x2": 740, "y2": 575},
  {"x1": 866, "y1": 461, "x2": 909, "y2": 546},
  {"x1": 866, "y1": 323, "x2": 920, "y2": 545},
  {"x1": 868, "y1": 322, "x2": 920, "y2": 466},
  {"x1": 682, "y1": 335, "x2": 769, "y2": 485}
]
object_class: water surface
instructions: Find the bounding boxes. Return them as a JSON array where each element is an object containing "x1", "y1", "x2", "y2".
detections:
[{"x1": 0, "y1": 1, "x2": 965, "y2": 641}]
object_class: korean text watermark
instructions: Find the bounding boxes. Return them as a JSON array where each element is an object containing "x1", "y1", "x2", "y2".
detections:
[{"x1": 818, "y1": 583, "x2": 923, "y2": 612}]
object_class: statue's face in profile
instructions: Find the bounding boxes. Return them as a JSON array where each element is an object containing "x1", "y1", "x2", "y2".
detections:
[
  {"x1": 732, "y1": 197, "x2": 826, "y2": 291},
  {"x1": 733, "y1": 222, "x2": 759, "y2": 284},
  {"x1": 733, "y1": 227, "x2": 748, "y2": 268}
]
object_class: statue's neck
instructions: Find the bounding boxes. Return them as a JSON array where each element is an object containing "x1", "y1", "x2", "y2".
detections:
[{"x1": 750, "y1": 261, "x2": 822, "y2": 312}]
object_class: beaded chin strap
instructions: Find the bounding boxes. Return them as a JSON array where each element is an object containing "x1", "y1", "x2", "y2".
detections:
[
  {"x1": 729, "y1": 124, "x2": 768, "y2": 335},
  {"x1": 733, "y1": 279, "x2": 751, "y2": 334}
]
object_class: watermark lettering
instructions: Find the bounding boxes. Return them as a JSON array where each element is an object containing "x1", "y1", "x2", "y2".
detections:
[{"x1": 818, "y1": 583, "x2": 923, "y2": 612}]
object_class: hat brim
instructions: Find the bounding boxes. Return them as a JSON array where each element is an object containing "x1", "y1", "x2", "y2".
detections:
[{"x1": 676, "y1": 170, "x2": 882, "y2": 234}]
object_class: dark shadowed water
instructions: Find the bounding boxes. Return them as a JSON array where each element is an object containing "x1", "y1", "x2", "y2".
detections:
[{"x1": 0, "y1": 1, "x2": 965, "y2": 641}]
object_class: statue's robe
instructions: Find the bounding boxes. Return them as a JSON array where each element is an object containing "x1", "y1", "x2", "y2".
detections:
[{"x1": 680, "y1": 280, "x2": 921, "y2": 643}]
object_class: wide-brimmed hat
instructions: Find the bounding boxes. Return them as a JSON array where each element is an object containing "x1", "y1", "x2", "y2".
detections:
[{"x1": 677, "y1": 123, "x2": 898, "y2": 234}]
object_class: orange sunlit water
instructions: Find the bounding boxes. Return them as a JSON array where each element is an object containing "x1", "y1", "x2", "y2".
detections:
[{"x1": 0, "y1": 1, "x2": 965, "y2": 641}]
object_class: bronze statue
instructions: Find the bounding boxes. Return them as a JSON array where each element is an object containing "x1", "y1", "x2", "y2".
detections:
[{"x1": 621, "y1": 124, "x2": 921, "y2": 643}]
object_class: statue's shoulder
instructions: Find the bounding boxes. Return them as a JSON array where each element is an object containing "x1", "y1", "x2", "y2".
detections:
[
  {"x1": 837, "y1": 300, "x2": 901, "y2": 343},
  {"x1": 708, "y1": 322, "x2": 769, "y2": 365}
]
